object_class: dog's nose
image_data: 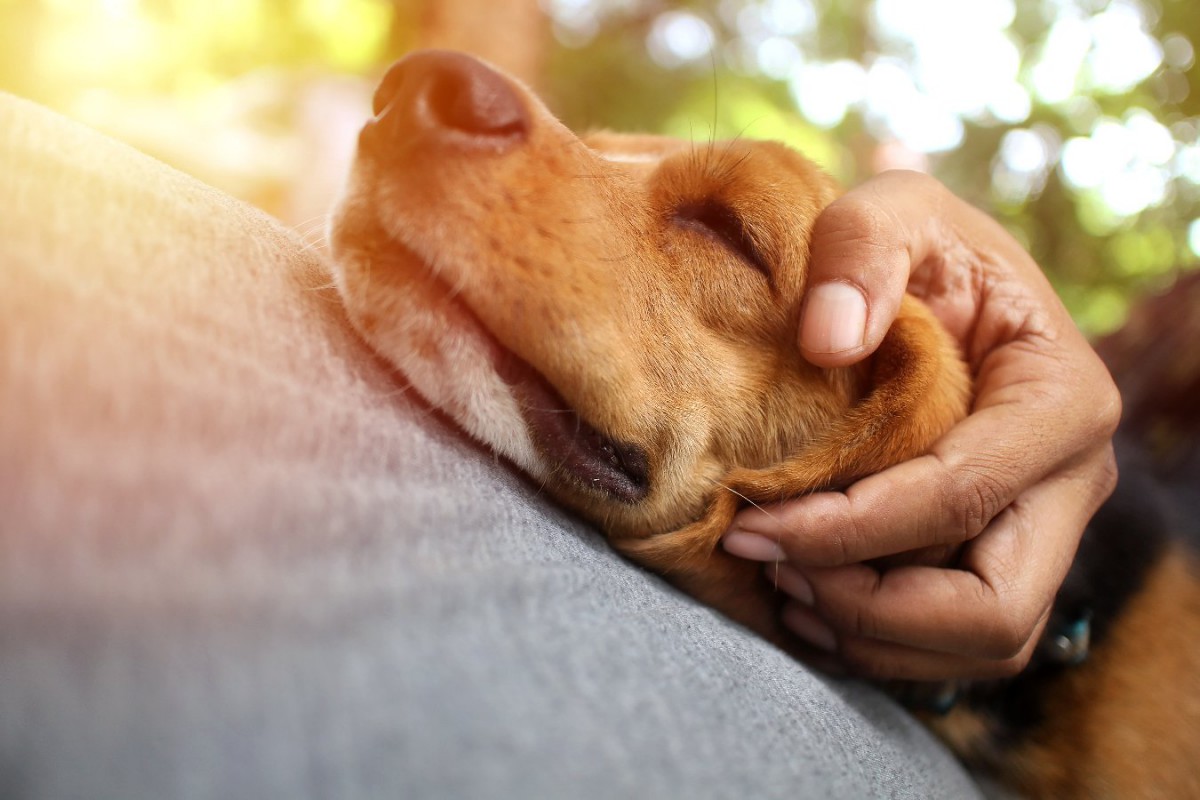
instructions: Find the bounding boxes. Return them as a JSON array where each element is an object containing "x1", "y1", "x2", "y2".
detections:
[{"x1": 368, "y1": 50, "x2": 528, "y2": 150}]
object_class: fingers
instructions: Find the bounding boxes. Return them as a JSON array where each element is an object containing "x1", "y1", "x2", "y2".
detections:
[
  {"x1": 799, "y1": 172, "x2": 920, "y2": 366},
  {"x1": 781, "y1": 600, "x2": 1046, "y2": 681},
  {"x1": 799, "y1": 282, "x2": 873, "y2": 365},
  {"x1": 799, "y1": 169, "x2": 1074, "y2": 368},
  {"x1": 776, "y1": 170, "x2": 1124, "y2": 681},
  {"x1": 762, "y1": 463, "x2": 1114, "y2": 679},
  {"x1": 726, "y1": 335, "x2": 1120, "y2": 567},
  {"x1": 799, "y1": 170, "x2": 955, "y2": 367},
  {"x1": 723, "y1": 438, "x2": 1115, "y2": 680}
]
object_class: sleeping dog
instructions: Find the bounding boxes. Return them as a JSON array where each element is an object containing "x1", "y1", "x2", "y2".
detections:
[{"x1": 328, "y1": 50, "x2": 1200, "y2": 798}]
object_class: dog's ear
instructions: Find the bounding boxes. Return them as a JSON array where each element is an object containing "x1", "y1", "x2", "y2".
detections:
[
  {"x1": 723, "y1": 296, "x2": 971, "y2": 503},
  {"x1": 615, "y1": 297, "x2": 970, "y2": 640}
]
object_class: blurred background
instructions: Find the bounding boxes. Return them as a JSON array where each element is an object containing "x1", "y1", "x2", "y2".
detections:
[{"x1": 3, "y1": 0, "x2": 1198, "y2": 336}]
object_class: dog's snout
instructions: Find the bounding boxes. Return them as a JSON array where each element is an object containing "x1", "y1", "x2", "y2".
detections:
[
  {"x1": 423, "y1": 55, "x2": 528, "y2": 139},
  {"x1": 368, "y1": 50, "x2": 528, "y2": 152}
]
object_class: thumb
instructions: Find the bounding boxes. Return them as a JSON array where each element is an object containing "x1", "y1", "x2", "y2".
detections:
[{"x1": 799, "y1": 171, "x2": 943, "y2": 368}]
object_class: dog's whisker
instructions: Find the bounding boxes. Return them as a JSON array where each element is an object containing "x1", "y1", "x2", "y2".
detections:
[
  {"x1": 292, "y1": 211, "x2": 331, "y2": 229},
  {"x1": 303, "y1": 278, "x2": 341, "y2": 293},
  {"x1": 707, "y1": 478, "x2": 789, "y2": 530},
  {"x1": 380, "y1": 384, "x2": 416, "y2": 402},
  {"x1": 298, "y1": 231, "x2": 331, "y2": 247},
  {"x1": 516, "y1": 403, "x2": 575, "y2": 415},
  {"x1": 297, "y1": 241, "x2": 332, "y2": 260},
  {"x1": 292, "y1": 221, "x2": 334, "y2": 254},
  {"x1": 293, "y1": 234, "x2": 326, "y2": 250},
  {"x1": 707, "y1": 478, "x2": 790, "y2": 591},
  {"x1": 509, "y1": 394, "x2": 577, "y2": 419},
  {"x1": 708, "y1": 66, "x2": 720, "y2": 149}
]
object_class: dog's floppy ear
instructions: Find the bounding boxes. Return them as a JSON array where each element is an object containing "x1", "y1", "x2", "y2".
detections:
[{"x1": 615, "y1": 297, "x2": 971, "y2": 641}]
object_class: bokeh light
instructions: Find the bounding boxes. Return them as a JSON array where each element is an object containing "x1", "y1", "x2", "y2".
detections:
[
  {"x1": 647, "y1": 10, "x2": 716, "y2": 68},
  {"x1": 3, "y1": 0, "x2": 1197, "y2": 334}
]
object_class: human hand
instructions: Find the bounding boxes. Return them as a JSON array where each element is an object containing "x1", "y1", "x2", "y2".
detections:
[{"x1": 721, "y1": 170, "x2": 1120, "y2": 681}]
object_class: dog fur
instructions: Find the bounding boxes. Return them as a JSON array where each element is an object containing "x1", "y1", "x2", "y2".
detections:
[
  {"x1": 329, "y1": 50, "x2": 1199, "y2": 797},
  {"x1": 329, "y1": 49, "x2": 970, "y2": 642},
  {"x1": 932, "y1": 438, "x2": 1200, "y2": 798}
]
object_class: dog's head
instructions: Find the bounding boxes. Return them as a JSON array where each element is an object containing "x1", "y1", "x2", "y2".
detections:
[{"x1": 330, "y1": 50, "x2": 969, "y2": 638}]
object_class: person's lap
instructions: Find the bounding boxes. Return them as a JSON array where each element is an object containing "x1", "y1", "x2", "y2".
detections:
[{"x1": 0, "y1": 92, "x2": 982, "y2": 799}]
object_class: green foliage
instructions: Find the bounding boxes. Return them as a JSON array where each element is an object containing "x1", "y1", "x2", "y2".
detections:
[
  {"x1": 3, "y1": 0, "x2": 1196, "y2": 336},
  {"x1": 543, "y1": 0, "x2": 1200, "y2": 337}
]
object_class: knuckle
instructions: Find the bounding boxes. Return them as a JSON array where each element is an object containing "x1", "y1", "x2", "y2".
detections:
[
  {"x1": 835, "y1": 506, "x2": 871, "y2": 566},
  {"x1": 997, "y1": 648, "x2": 1034, "y2": 678},
  {"x1": 821, "y1": 591, "x2": 885, "y2": 641},
  {"x1": 805, "y1": 490, "x2": 880, "y2": 567},
  {"x1": 1041, "y1": 378, "x2": 1078, "y2": 411},
  {"x1": 944, "y1": 465, "x2": 1007, "y2": 540},
  {"x1": 1065, "y1": 355, "x2": 1121, "y2": 437},
  {"x1": 992, "y1": 632, "x2": 1029, "y2": 662},
  {"x1": 982, "y1": 608, "x2": 1035, "y2": 660},
  {"x1": 1096, "y1": 443, "x2": 1119, "y2": 497},
  {"x1": 960, "y1": 571, "x2": 1032, "y2": 659},
  {"x1": 848, "y1": 603, "x2": 883, "y2": 641},
  {"x1": 1061, "y1": 434, "x2": 1120, "y2": 514},
  {"x1": 1095, "y1": 379, "x2": 1123, "y2": 437},
  {"x1": 818, "y1": 179, "x2": 927, "y2": 260},
  {"x1": 815, "y1": 197, "x2": 893, "y2": 254}
]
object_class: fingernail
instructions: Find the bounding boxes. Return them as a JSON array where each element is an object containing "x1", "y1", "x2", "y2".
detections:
[
  {"x1": 801, "y1": 282, "x2": 867, "y2": 354},
  {"x1": 723, "y1": 530, "x2": 785, "y2": 562},
  {"x1": 768, "y1": 563, "x2": 815, "y2": 606},
  {"x1": 782, "y1": 605, "x2": 838, "y2": 653}
]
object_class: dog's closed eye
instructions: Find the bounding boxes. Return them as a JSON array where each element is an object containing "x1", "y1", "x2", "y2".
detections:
[{"x1": 673, "y1": 200, "x2": 773, "y2": 284}]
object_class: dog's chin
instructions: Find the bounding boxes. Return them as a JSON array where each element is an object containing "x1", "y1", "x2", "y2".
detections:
[{"x1": 332, "y1": 238, "x2": 651, "y2": 507}]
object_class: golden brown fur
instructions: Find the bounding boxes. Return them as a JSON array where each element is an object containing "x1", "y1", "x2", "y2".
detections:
[
  {"x1": 331, "y1": 48, "x2": 1200, "y2": 799},
  {"x1": 937, "y1": 545, "x2": 1200, "y2": 798},
  {"x1": 1015, "y1": 548, "x2": 1200, "y2": 798},
  {"x1": 329, "y1": 50, "x2": 971, "y2": 651}
]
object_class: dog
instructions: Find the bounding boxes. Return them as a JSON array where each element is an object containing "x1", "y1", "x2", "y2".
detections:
[
  {"x1": 328, "y1": 50, "x2": 1199, "y2": 798},
  {"x1": 929, "y1": 435, "x2": 1200, "y2": 798}
]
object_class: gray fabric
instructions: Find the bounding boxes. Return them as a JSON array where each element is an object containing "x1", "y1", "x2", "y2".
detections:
[{"x1": 0, "y1": 92, "x2": 983, "y2": 800}]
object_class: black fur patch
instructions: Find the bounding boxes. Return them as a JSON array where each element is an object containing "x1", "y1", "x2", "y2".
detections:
[{"x1": 955, "y1": 432, "x2": 1176, "y2": 749}]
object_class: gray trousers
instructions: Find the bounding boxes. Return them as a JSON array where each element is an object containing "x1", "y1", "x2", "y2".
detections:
[{"x1": 0, "y1": 93, "x2": 982, "y2": 800}]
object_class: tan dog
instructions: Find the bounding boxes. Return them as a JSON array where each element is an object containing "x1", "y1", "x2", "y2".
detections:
[
  {"x1": 328, "y1": 49, "x2": 971, "y2": 650},
  {"x1": 330, "y1": 50, "x2": 1200, "y2": 799}
]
